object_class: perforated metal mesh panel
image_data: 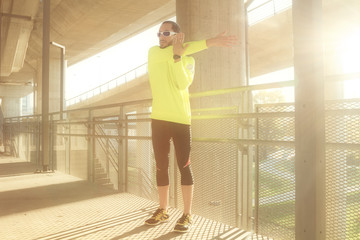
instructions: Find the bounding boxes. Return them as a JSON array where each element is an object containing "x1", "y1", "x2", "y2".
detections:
[
  {"x1": 257, "y1": 145, "x2": 295, "y2": 239},
  {"x1": 189, "y1": 140, "x2": 238, "y2": 226},
  {"x1": 257, "y1": 104, "x2": 295, "y2": 141},
  {"x1": 126, "y1": 111, "x2": 158, "y2": 201},
  {"x1": 256, "y1": 104, "x2": 295, "y2": 240},
  {"x1": 53, "y1": 124, "x2": 67, "y2": 173},
  {"x1": 325, "y1": 100, "x2": 360, "y2": 240},
  {"x1": 172, "y1": 108, "x2": 239, "y2": 226},
  {"x1": 69, "y1": 122, "x2": 89, "y2": 179},
  {"x1": 127, "y1": 138, "x2": 157, "y2": 200},
  {"x1": 28, "y1": 121, "x2": 40, "y2": 164}
]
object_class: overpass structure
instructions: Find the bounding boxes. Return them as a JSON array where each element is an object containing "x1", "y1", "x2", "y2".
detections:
[
  {"x1": 1, "y1": 1, "x2": 360, "y2": 240},
  {"x1": 1, "y1": 0, "x2": 358, "y2": 112}
]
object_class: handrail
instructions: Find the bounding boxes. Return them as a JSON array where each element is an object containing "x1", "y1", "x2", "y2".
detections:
[
  {"x1": 58, "y1": 80, "x2": 295, "y2": 117},
  {"x1": 190, "y1": 80, "x2": 294, "y2": 98},
  {"x1": 4, "y1": 72, "x2": 359, "y2": 123},
  {"x1": 95, "y1": 124, "x2": 119, "y2": 172},
  {"x1": 96, "y1": 124, "x2": 119, "y2": 154},
  {"x1": 66, "y1": 62, "x2": 148, "y2": 106},
  {"x1": 96, "y1": 136, "x2": 118, "y2": 172}
]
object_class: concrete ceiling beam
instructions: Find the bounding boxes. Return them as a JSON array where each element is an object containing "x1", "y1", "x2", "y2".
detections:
[{"x1": 0, "y1": 0, "x2": 40, "y2": 77}]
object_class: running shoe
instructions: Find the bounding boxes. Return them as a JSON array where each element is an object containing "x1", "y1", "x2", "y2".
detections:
[
  {"x1": 144, "y1": 208, "x2": 169, "y2": 225},
  {"x1": 174, "y1": 213, "x2": 192, "y2": 232}
]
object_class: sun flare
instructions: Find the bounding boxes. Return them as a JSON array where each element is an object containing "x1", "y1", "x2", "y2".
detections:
[{"x1": 341, "y1": 29, "x2": 360, "y2": 98}]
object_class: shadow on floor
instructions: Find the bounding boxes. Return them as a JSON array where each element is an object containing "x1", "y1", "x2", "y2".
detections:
[
  {"x1": 0, "y1": 179, "x2": 117, "y2": 217},
  {"x1": 35, "y1": 206, "x2": 251, "y2": 240},
  {"x1": 0, "y1": 156, "x2": 269, "y2": 239},
  {"x1": 34, "y1": 206, "x2": 158, "y2": 240},
  {"x1": 0, "y1": 161, "x2": 38, "y2": 177},
  {"x1": 0, "y1": 156, "x2": 117, "y2": 217}
]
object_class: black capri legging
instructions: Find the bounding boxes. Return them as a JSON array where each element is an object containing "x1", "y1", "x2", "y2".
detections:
[{"x1": 151, "y1": 119, "x2": 194, "y2": 186}]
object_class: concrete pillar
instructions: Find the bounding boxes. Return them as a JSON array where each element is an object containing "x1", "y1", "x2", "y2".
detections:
[
  {"x1": 293, "y1": 0, "x2": 326, "y2": 239},
  {"x1": 50, "y1": 42, "x2": 67, "y2": 118},
  {"x1": 0, "y1": 103, "x2": 3, "y2": 148},
  {"x1": 41, "y1": 0, "x2": 50, "y2": 171},
  {"x1": 34, "y1": 58, "x2": 41, "y2": 115},
  {"x1": 36, "y1": 57, "x2": 63, "y2": 114},
  {"x1": 176, "y1": 0, "x2": 247, "y2": 95},
  {"x1": 176, "y1": 0, "x2": 249, "y2": 229},
  {"x1": 49, "y1": 58, "x2": 61, "y2": 113}
]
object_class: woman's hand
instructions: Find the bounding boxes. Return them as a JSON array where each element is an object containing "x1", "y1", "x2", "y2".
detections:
[{"x1": 206, "y1": 32, "x2": 238, "y2": 48}]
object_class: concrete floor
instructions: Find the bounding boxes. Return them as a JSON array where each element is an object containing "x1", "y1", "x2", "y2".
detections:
[{"x1": 0, "y1": 155, "x2": 271, "y2": 240}]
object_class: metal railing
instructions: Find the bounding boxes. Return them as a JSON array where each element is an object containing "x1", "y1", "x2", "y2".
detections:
[
  {"x1": 3, "y1": 74, "x2": 360, "y2": 239},
  {"x1": 95, "y1": 123, "x2": 119, "y2": 173}
]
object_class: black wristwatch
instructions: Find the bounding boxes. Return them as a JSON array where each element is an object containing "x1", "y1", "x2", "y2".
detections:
[{"x1": 173, "y1": 55, "x2": 181, "y2": 60}]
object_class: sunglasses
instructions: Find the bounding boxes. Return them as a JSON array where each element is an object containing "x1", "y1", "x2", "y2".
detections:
[{"x1": 157, "y1": 31, "x2": 176, "y2": 37}]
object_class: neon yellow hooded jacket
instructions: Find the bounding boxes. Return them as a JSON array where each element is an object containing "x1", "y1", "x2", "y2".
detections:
[{"x1": 148, "y1": 40, "x2": 207, "y2": 125}]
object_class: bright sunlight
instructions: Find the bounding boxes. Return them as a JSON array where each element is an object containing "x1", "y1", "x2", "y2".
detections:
[{"x1": 341, "y1": 29, "x2": 360, "y2": 99}]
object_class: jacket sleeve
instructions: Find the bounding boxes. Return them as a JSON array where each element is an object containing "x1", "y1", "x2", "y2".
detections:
[
  {"x1": 183, "y1": 40, "x2": 208, "y2": 55},
  {"x1": 170, "y1": 56, "x2": 195, "y2": 90},
  {"x1": 168, "y1": 40, "x2": 206, "y2": 90}
]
